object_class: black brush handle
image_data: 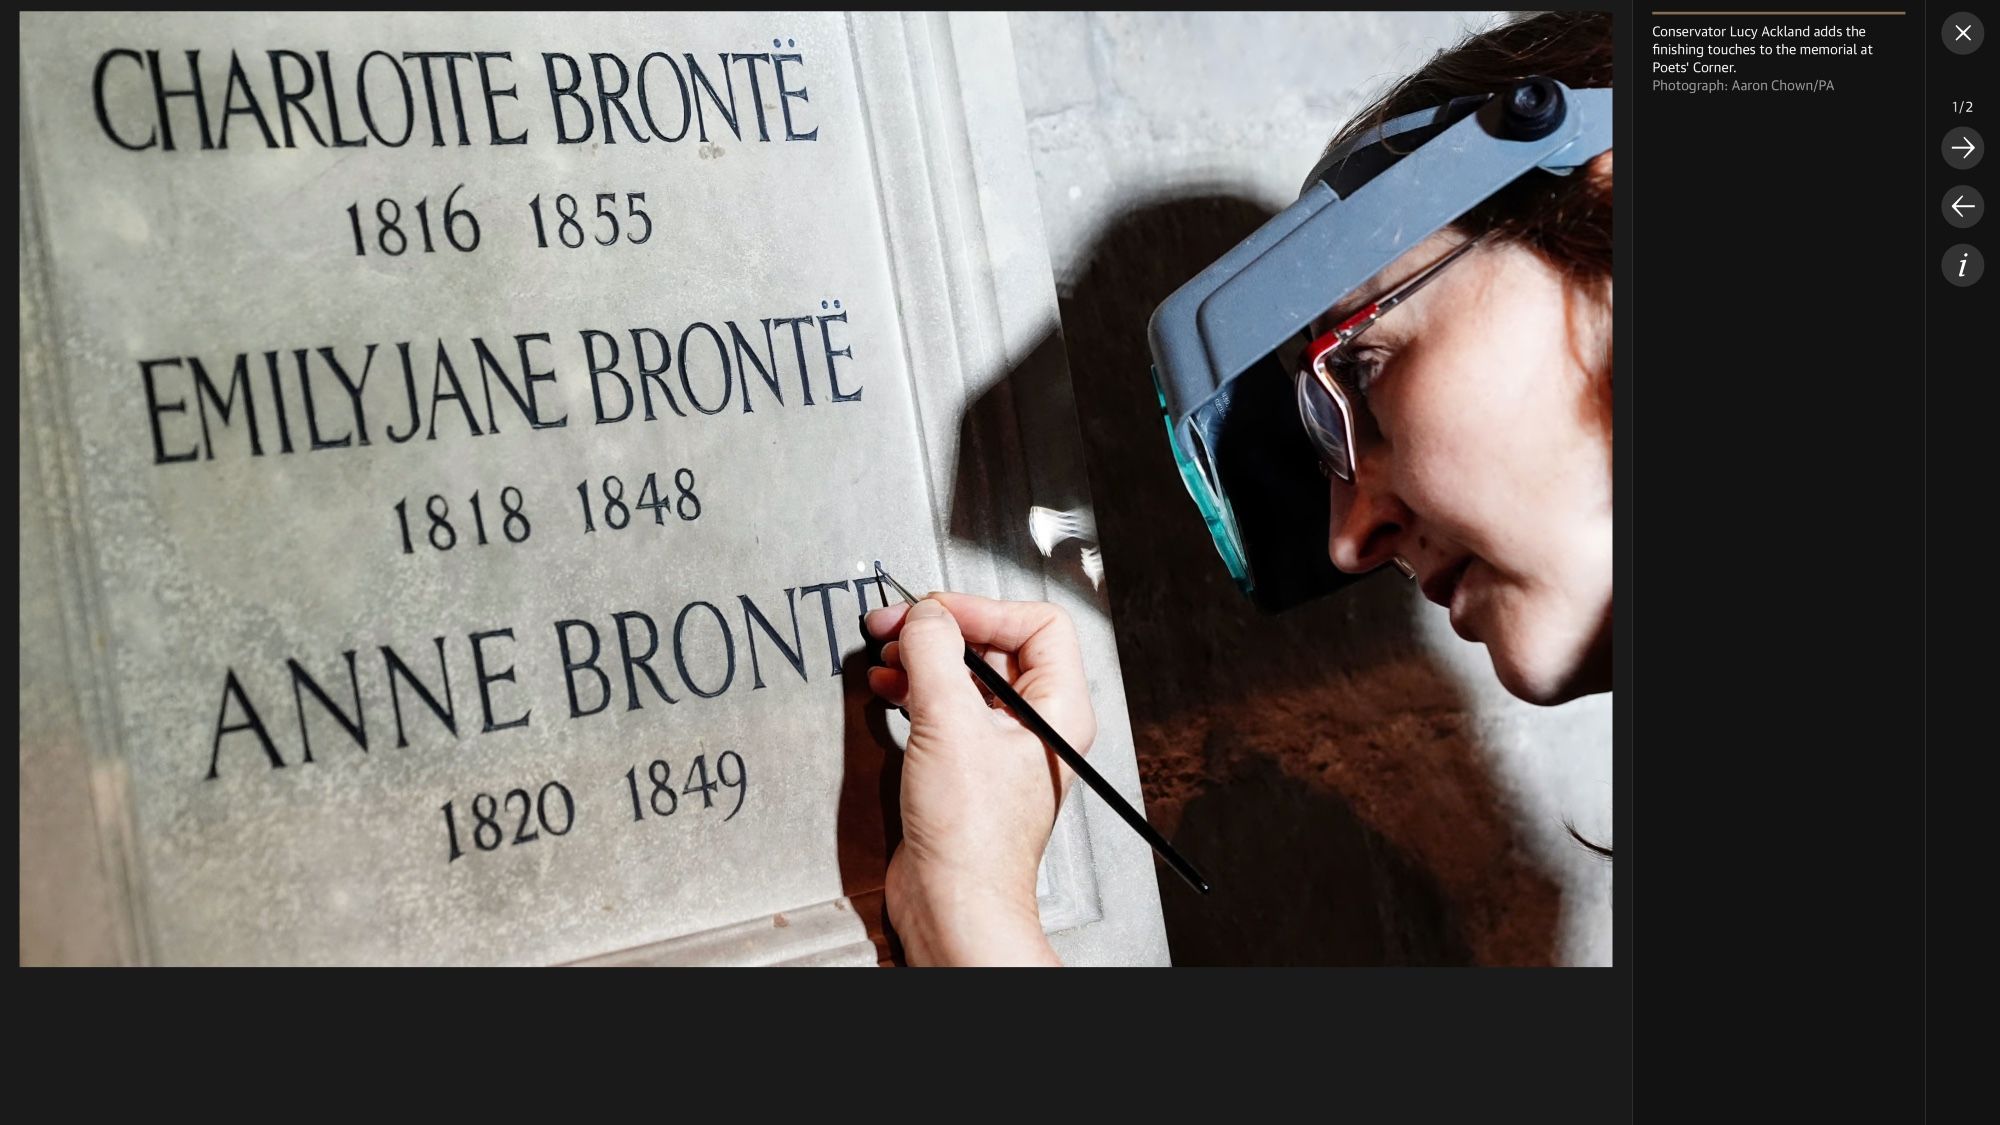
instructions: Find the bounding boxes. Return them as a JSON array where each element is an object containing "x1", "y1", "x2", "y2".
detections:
[{"x1": 961, "y1": 648, "x2": 1211, "y2": 895}]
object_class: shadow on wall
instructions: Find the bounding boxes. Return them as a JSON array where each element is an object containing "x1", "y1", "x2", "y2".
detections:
[
  {"x1": 833, "y1": 193, "x2": 1566, "y2": 966},
  {"x1": 1055, "y1": 193, "x2": 1560, "y2": 965}
]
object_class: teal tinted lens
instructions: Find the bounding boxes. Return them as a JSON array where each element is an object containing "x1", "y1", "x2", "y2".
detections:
[{"x1": 1152, "y1": 367, "x2": 1251, "y2": 588}]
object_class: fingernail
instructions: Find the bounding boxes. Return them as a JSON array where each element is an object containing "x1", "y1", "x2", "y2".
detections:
[{"x1": 908, "y1": 598, "x2": 947, "y2": 619}]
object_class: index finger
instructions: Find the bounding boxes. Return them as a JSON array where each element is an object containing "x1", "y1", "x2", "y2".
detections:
[
  {"x1": 922, "y1": 591, "x2": 1075, "y2": 656},
  {"x1": 924, "y1": 591, "x2": 1093, "y2": 742}
]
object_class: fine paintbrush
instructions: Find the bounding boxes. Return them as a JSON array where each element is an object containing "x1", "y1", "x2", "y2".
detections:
[{"x1": 872, "y1": 562, "x2": 1212, "y2": 895}]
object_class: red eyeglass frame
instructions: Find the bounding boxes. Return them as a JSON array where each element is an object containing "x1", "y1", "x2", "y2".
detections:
[{"x1": 1295, "y1": 237, "x2": 1484, "y2": 482}]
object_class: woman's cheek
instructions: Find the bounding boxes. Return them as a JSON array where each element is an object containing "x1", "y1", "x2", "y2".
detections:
[{"x1": 1376, "y1": 386, "x2": 1495, "y2": 536}]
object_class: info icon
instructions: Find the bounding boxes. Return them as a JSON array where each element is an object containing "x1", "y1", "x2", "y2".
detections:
[
  {"x1": 1943, "y1": 244, "x2": 1984, "y2": 287},
  {"x1": 1943, "y1": 11, "x2": 1983, "y2": 54}
]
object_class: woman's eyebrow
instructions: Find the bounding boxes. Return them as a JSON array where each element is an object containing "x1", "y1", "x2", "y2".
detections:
[
  {"x1": 1308, "y1": 299, "x2": 1363, "y2": 340},
  {"x1": 1310, "y1": 252, "x2": 1446, "y2": 339},
  {"x1": 1317, "y1": 299, "x2": 1366, "y2": 332},
  {"x1": 1309, "y1": 269, "x2": 1399, "y2": 338}
]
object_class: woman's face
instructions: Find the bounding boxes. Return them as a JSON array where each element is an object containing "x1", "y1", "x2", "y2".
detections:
[{"x1": 1317, "y1": 231, "x2": 1612, "y2": 705}]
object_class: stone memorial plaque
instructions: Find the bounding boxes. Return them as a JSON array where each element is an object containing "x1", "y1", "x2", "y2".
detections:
[{"x1": 19, "y1": 12, "x2": 1169, "y2": 965}]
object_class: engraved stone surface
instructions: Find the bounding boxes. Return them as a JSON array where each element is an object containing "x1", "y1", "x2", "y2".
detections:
[{"x1": 19, "y1": 12, "x2": 1168, "y2": 965}]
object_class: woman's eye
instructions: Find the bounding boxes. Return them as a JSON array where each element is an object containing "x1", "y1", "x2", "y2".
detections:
[{"x1": 1331, "y1": 352, "x2": 1384, "y2": 396}]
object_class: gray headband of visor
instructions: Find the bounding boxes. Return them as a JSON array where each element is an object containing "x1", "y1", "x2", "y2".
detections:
[{"x1": 1147, "y1": 78, "x2": 1612, "y2": 611}]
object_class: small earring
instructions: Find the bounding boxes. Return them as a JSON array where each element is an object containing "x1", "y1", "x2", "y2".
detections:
[{"x1": 1391, "y1": 557, "x2": 1417, "y2": 580}]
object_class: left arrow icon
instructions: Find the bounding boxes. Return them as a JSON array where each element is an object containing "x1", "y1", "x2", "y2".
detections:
[{"x1": 1943, "y1": 185, "x2": 1985, "y2": 229}]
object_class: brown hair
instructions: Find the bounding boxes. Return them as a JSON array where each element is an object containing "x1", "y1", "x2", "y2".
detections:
[{"x1": 1326, "y1": 11, "x2": 1614, "y2": 421}]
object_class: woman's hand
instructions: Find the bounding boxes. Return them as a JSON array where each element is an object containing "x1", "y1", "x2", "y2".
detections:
[{"x1": 863, "y1": 591, "x2": 1097, "y2": 967}]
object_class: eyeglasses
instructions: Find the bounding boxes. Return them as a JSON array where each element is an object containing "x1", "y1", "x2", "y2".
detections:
[{"x1": 1295, "y1": 237, "x2": 1483, "y2": 482}]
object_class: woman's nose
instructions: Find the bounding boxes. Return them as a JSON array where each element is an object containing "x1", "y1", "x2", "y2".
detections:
[{"x1": 1326, "y1": 456, "x2": 1413, "y2": 574}]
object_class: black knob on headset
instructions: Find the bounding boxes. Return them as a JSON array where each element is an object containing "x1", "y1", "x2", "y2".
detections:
[{"x1": 1502, "y1": 76, "x2": 1565, "y2": 140}]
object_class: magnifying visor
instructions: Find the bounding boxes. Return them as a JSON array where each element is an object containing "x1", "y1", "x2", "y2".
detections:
[{"x1": 1147, "y1": 77, "x2": 1612, "y2": 611}]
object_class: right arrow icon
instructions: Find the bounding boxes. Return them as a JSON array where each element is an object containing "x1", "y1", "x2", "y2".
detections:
[{"x1": 1944, "y1": 127, "x2": 1986, "y2": 170}]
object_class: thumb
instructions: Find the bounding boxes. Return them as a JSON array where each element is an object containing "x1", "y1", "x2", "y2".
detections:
[{"x1": 896, "y1": 598, "x2": 987, "y2": 721}]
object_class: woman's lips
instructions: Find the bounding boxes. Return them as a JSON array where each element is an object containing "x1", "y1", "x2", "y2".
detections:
[
  {"x1": 1422, "y1": 557, "x2": 1481, "y2": 641},
  {"x1": 1420, "y1": 557, "x2": 1473, "y2": 610}
]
